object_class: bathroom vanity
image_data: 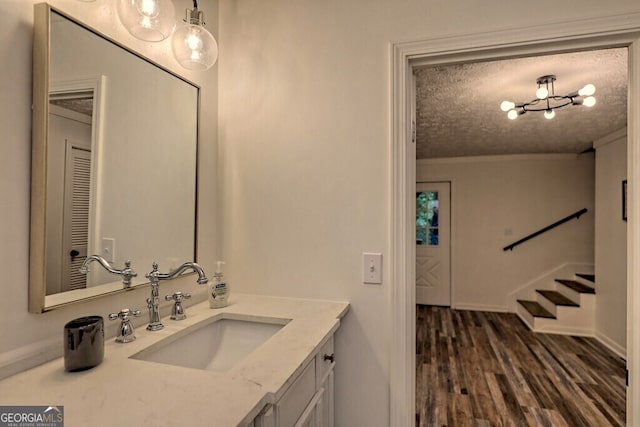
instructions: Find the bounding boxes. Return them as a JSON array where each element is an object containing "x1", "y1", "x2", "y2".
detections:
[{"x1": 0, "y1": 294, "x2": 349, "y2": 427}]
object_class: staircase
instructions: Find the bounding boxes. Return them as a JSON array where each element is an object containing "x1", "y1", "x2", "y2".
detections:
[{"x1": 516, "y1": 273, "x2": 596, "y2": 335}]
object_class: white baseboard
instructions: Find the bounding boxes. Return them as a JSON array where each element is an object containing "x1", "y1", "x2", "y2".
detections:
[
  {"x1": 454, "y1": 303, "x2": 509, "y2": 312},
  {"x1": 515, "y1": 310, "x2": 535, "y2": 330},
  {"x1": 515, "y1": 311, "x2": 627, "y2": 361},
  {"x1": 595, "y1": 331, "x2": 627, "y2": 360},
  {"x1": 533, "y1": 324, "x2": 595, "y2": 337}
]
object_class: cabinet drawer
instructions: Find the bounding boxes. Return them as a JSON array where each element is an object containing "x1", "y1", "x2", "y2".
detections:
[
  {"x1": 315, "y1": 335, "x2": 334, "y2": 386},
  {"x1": 278, "y1": 359, "x2": 316, "y2": 427}
]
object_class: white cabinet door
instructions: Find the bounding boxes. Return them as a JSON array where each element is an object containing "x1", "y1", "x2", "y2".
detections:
[
  {"x1": 293, "y1": 387, "x2": 325, "y2": 427},
  {"x1": 253, "y1": 334, "x2": 336, "y2": 427},
  {"x1": 254, "y1": 404, "x2": 276, "y2": 427},
  {"x1": 294, "y1": 368, "x2": 334, "y2": 427},
  {"x1": 315, "y1": 336, "x2": 334, "y2": 427},
  {"x1": 318, "y1": 371, "x2": 334, "y2": 427},
  {"x1": 278, "y1": 360, "x2": 316, "y2": 427}
]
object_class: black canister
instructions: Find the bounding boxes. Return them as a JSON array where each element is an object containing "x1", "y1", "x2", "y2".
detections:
[{"x1": 63, "y1": 316, "x2": 104, "y2": 372}]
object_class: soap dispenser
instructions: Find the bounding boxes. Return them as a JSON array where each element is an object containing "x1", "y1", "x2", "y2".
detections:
[{"x1": 209, "y1": 261, "x2": 229, "y2": 308}]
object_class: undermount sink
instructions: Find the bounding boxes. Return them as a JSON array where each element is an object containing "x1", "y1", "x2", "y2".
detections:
[{"x1": 131, "y1": 315, "x2": 290, "y2": 372}]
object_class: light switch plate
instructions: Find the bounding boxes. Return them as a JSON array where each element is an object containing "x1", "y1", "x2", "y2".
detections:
[
  {"x1": 363, "y1": 252, "x2": 382, "y2": 284},
  {"x1": 102, "y1": 238, "x2": 115, "y2": 263}
]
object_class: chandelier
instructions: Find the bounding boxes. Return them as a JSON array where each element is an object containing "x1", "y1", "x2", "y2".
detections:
[{"x1": 500, "y1": 75, "x2": 596, "y2": 120}]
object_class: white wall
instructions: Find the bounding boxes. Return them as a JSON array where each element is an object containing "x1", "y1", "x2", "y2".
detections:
[
  {"x1": 216, "y1": 1, "x2": 639, "y2": 425},
  {"x1": 0, "y1": 0, "x2": 218, "y2": 378},
  {"x1": 595, "y1": 130, "x2": 628, "y2": 355},
  {"x1": 417, "y1": 154, "x2": 595, "y2": 311}
]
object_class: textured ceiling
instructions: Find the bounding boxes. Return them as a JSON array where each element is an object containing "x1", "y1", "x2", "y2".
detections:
[
  {"x1": 50, "y1": 98, "x2": 94, "y2": 117},
  {"x1": 415, "y1": 48, "x2": 628, "y2": 159}
]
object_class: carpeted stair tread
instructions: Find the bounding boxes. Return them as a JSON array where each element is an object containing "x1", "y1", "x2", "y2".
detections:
[
  {"x1": 555, "y1": 279, "x2": 595, "y2": 294},
  {"x1": 517, "y1": 300, "x2": 556, "y2": 319},
  {"x1": 576, "y1": 273, "x2": 595, "y2": 283},
  {"x1": 536, "y1": 290, "x2": 579, "y2": 306}
]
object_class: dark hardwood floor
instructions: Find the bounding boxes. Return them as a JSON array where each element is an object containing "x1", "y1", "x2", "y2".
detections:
[{"x1": 416, "y1": 306, "x2": 626, "y2": 426}]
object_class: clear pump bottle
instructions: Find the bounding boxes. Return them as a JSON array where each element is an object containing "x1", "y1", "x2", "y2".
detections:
[{"x1": 208, "y1": 261, "x2": 229, "y2": 308}]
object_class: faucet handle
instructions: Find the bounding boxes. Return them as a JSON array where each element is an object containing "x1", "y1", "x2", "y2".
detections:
[
  {"x1": 121, "y1": 260, "x2": 138, "y2": 289},
  {"x1": 164, "y1": 291, "x2": 191, "y2": 302},
  {"x1": 164, "y1": 292, "x2": 191, "y2": 321},
  {"x1": 145, "y1": 262, "x2": 160, "y2": 281},
  {"x1": 108, "y1": 308, "x2": 142, "y2": 343},
  {"x1": 108, "y1": 308, "x2": 142, "y2": 320}
]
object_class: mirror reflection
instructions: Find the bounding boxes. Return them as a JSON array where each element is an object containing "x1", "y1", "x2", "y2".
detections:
[{"x1": 30, "y1": 6, "x2": 199, "y2": 311}]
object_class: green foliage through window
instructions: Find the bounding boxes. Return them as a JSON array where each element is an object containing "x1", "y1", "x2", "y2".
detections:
[{"x1": 416, "y1": 191, "x2": 439, "y2": 245}]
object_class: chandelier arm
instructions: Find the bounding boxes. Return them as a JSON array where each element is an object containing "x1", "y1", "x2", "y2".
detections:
[
  {"x1": 520, "y1": 99, "x2": 541, "y2": 111},
  {"x1": 520, "y1": 95, "x2": 577, "y2": 111},
  {"x1": 521, "y1": 99, "x2": 574, "y2": 112}
]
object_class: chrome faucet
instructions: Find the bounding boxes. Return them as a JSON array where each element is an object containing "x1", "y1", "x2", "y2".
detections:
[
  {"x1": 144, "y1": 261, "x2": 209, "y2": 331},
  {"x1": 80, "y1": 255, "x2": 138, "y2": 289}
]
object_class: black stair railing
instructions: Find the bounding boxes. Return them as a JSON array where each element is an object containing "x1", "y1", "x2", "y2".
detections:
[{"x1": 503, "y1": 208, "x2": 588, "y2": 251}]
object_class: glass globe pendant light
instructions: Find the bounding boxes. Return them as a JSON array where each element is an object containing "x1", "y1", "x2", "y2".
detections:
[
  {"x1": 117, "y1": 0, "x2": 176, "y2": 42},
  {"x1": 172, "y1": 0, "x2": 218, "y2": 71}
]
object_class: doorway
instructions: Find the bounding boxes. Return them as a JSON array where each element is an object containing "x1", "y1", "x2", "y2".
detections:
[
  {"x1": 389, "y1": 20, "x2": 640, "y2": 427},
  {"x1": 46, "y1": 76, "x2": 103, "y2": 295},
  {"x1": 46, "y1": 94, "x2": 93, "y2": 295}
]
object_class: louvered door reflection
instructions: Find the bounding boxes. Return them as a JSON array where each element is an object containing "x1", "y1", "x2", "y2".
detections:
[{"x1": 62, "y1": 140, "x2": 91, "y2": 291}]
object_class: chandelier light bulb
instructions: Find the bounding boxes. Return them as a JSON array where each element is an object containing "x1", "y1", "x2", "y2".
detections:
[
  {"x1": 583, "y1": 96, "x2": 596, "y2": 107},
  {"x1": 140, "y1": 0, "x2": 159, "y2": 17},
  {"x1": 578, "y1": 84, "x2": 596, "y2": 97},
  {"x1": 507, "y1": 110, "x2": 519, "y2": 120},
  {"x1": 500, "y1": 101, "x2": 515, "y2": 112},
  {"x1": 117, "y1": 0, "x2": 176, "y2": 42},
  {"x1": 536, "y1": 87, "x2": 549, "y2": 99},
  {"x1": 544, "y1": 109, "x2": 556, "y2": 119}
]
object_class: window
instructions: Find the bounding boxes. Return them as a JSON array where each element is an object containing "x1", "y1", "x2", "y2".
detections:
[{"x1": 416, "y1": 191, "x2": 439, "y2": 246}]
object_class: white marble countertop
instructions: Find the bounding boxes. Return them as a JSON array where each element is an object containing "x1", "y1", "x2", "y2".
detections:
[{"x1": 0, "y1": 294, "x2": 350, "y2": 427}]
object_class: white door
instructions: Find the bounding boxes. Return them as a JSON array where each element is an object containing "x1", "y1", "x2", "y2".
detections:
[{"x1": 416, "y1": 182, "x2": 451, "y2": 306}]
